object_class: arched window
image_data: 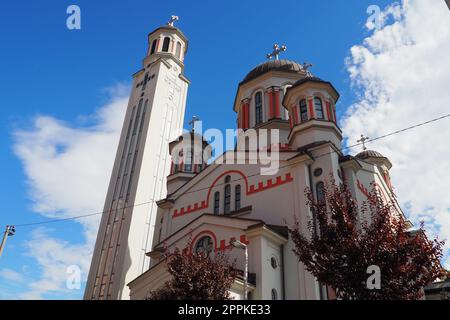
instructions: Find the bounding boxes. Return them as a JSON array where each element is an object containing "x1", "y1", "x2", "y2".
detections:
[
  {"x1": 214, "y1": 192, "x2": 220, "y2": 214},
  {"x1": 254, "y1": 91, "x2": 263, "y2": 125},
  {"x1": 162, "y1": 37, "x2": 170, "y2": 52},
  {"x1": 224, "y1": 184, "x2": 231, "y2": 214},
  {"x1": 175, "y1": 41, "x2": 182, "y2": 59},
  {"x1": 314, "y1": 97, "x2": 324, "y2": 119},
  {"x1": 316, "y1": 181, "x2": 325, "y2": 204},
  {"x1": 235, "y1": 185, "x2": 241, "y2": 210},
  {"x1": 299, "y1": 99, "x2": 308, "y2": 122},
  {"x1": 195, "y1": 236, "x2": 213, "y2": 255},
  {"x1": 150, "y1": 39, "x2": 157, "y2": 55}
]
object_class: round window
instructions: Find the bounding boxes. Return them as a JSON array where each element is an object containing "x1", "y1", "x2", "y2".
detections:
[
  {"x1": 194, "y1": 236, "x2": 213, "y2": 254},
  {"x1": 270, "y1": 257, "x2": 278, "y2": 269},
  {"x1": 313, "y1": 168, "x2": 323, "y2": 177}
]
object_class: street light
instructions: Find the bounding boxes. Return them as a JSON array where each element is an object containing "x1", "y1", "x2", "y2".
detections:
[{"x1": 230, "y1": 239, "x2": 248, "y2": 300}]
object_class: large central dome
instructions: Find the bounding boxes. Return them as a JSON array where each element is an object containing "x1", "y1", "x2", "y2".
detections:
[{"x1": 241, "y1": 59, "x2": 305, "y2": 85}]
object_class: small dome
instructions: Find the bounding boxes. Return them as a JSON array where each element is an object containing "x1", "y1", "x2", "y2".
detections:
[
  {"x1": 355, "y1": 149, "x2": 386, "y2": 159},
  {"x1": 241, "y1": 59, "x2": 305, "y2": 84}
]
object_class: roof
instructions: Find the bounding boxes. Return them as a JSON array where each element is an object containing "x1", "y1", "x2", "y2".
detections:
[
  {"x1": 240, "y1": 59, "x2": 306, "y2": 85},
  {"x1": 285, "y1": 76, "x2": 340, "y2": 101},
  {"x1": 355, "y1": 149, "x2": 386, "y2": 159},
  {"x1": 425, "y1": 279, "x2": 450, "y2": 293}
]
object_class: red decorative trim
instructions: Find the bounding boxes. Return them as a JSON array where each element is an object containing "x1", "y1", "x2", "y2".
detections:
[
  {"x1": 357, "y1": 179, "x2": 370, "y2": 199},
  {"x1": 274, "y1": 90, "x2": 280, "y2": 118},
  {"x1": 293, "y1": 105, "x2": 299, "y2": 125},
  {"x1": 326, "y1": 101, "x2": 332, "y2": 121},
  {"x1": 308, "y1": 98, "x2": 315, "y2": 119},
  {"x1": 268, "y1": 91, "x2": 274, "y2": 119},
  {"x1": 243, "y1": 102, "x2": 250, "y2": 130},
  {"x1": 248, "y1": 172, "x2": 293, "y2": 195},
  {"x1": 357, "y1": 179, "x2": 388, "y2": 203},
  {"x1": 189, "y1": 230, "x2": 250, "y2": 253},
  {"x1": 172, "y1": 171, "x2": 294, "y2": 219}
]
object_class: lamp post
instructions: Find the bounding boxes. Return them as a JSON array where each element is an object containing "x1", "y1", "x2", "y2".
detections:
[{"x1": 231, "y1": 239, "x2": 248, "y2": 300}]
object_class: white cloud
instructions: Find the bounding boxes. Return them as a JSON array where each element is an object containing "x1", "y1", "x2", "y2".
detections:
[
  {"x1": 13, "y1": 84, "x2": 128, "y2": 299},
  {"x1": 0, "y1": 268, "x2": 25, "y2": 283},
  {"x1": 343, "y1": 0, "x2": 450, "y2": 268}
]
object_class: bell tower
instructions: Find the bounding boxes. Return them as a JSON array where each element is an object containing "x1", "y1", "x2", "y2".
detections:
[{"x1": 84, "y1": 17, "x2": 190, "y2": 300}]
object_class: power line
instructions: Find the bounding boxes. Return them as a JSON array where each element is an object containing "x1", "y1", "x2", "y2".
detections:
[{"x1": 7, "y1": 113, "x2": 450, "y2": 229}]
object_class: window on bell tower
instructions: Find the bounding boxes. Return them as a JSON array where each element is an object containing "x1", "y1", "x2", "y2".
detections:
[
  {"x1": 175, "y1": 41, "x2": 182, "y2": 59},
  {"x1": 150, "y1": 39, "x2": 157, "y2": 55},
  {"x1": 314, "y1": 97, "x2": 324, "y2": 120},
  {"x1": 255, "y1": 91, "x2": 263, "y2": 125},
  {"x1": 162, "y1": 37, "x2": 170, "y2": 52},
  {"x1": 299, "y1": 99, "x2": 308, "y2": 122}
]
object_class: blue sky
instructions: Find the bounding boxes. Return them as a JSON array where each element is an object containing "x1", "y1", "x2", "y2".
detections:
[{"x1": 1, "y1": 0, "x2": 449, "y2": 299}]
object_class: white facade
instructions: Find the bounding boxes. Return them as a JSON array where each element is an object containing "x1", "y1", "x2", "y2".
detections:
[
  {"x1": 86, "y1": 21, "x2": 402, "y2": 300},
  {"x1": 126, "y1": 56, "x2": 401, "y2": 299},
  {"x1": 84, "y1": 22, "x2": 190, "y2": 300}
]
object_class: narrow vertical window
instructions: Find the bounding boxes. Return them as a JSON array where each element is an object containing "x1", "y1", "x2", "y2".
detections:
[
  {"x1": 235, "y1": 185, "x2": 241, "y2": 210},
  {"x1": 175, "y1": 41, "x2": 182, "y2": 59},
  {"x1": 255, "y1": 91, "x2": 263, "y2": 125},
  {"x1": 158, "y1": 216, "x2": 163, "y2": 243},
  {"x1": 184, "y1": 150, "x2": 192, "y2": 172},
  {"x1": 150, "y1": 39, "x2": 157, "y2": 55},
  {"x1": 214, "y1": 192, "x2": 220, "y2": 214},
  {"x1": 299, "y1": 99, "x2": 308, "y2": 122},
  {"x1": 162, "y1": 37, "x2": 170, "y2": 52},
  {"x1": 224, "y1": 185, "x2": 231, "y2": 214},
  {"x1": 316, "y1": 181, "x2": 325, "y2": 204},
  {"x1": 314, "y1": 97, "x2": 324, "y2": 119}
]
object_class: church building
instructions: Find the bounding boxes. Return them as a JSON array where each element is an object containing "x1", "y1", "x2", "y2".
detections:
[{"x1": 86, "y1": 18, "x2": 401, "y2": 300}]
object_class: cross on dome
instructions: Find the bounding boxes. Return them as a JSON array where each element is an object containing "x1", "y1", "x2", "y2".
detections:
[
  {"x1": 188, "y1": 115, "x2": 200, "y2": 132},
  {"x1": 357, "y1": 134, "x2": 370, "y2": 151},
  {"x1": 167, "y1": 15, "x2": 179, "y2": 26},
  {"x1": 266, "y1": 44, "x2": 287, "y2": 60}
]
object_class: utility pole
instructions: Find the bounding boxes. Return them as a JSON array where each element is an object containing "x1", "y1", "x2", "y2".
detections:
[{"x1": 0, "y1": 225, "x2": 15, "y2": 259}]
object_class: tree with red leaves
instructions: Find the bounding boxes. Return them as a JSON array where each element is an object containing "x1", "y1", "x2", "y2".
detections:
[
  {"x1": 147, "y1": 246, "x2": 238, "y2": 300},
  {"x1": 289, "y1": 180, "x2": 445, "y2": 300}
]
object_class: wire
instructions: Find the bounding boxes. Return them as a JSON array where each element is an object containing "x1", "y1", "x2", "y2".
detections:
[{"x1": 7, "y1": 113, "x2": 450, "y2": 229}]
